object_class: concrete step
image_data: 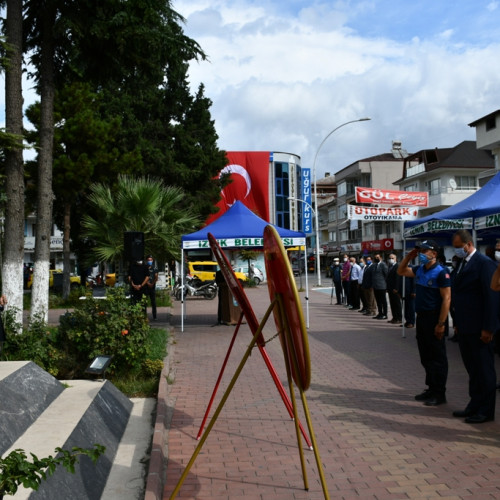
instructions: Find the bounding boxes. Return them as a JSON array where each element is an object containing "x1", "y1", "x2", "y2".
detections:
[{"x1": 0, "y1": 361, "x2": 139, "y2": 499}]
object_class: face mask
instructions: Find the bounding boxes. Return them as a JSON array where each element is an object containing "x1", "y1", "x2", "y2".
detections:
[
  {"x1": 454, "y1": 246, "x2": 468, "y2": 259},
  {"x1": 375, "y1": 257, "x2": 380, "y2": 263},
  {"x1": 418, "y1": 253, "x2": 430, "y2": 265},
  {"x1": 495, "y1": 251, "x2": 500, "y2": 262},
  {"x1": 147, "y1": 260, "x2": 153, "y2": 265},
  {"x1": 388, "y1": 258, "x2": 395, "y2": 265},
  {"x1": 366, "y1": 260, "x2": 372, "y2": 265},
  {"x1": 359, "y1": 262, "x2": 365, "y2": 268},
  {"x1": 451, "y1": 261, "x2": 457, "y2": 269},
  {"x1": 343, "y1": 258, "x2": 348, "y2": 262}
]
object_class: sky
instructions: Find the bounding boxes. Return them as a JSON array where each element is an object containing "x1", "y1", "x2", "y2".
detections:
[
  {"x1": 171, "y1": 0, "x2": 500, "y2": 176},
  {"x1": 2, "y1": 1, "x2": 499, "y2": 177}
]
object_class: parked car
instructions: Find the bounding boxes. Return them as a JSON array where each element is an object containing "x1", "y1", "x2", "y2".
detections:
[
  {"x1": 232, "y1": 265, "x2": 264, "y2": 285},
  {"x1": 27, "y1": 269, "x2": 81, "y2": 289},
  {"x1": 188, "y1": 261, "x2": 247, "y2": 283}
]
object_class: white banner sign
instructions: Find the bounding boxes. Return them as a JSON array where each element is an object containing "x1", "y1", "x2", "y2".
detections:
[
  {"x1": 348, "y1": 205, "x2": 419, "y2": 221},
  {"x1": 183, "y1": 236, "x2": 306, "y2": 249},
  {"x1": 403, "y1": 218, "x2": 474, "y2": 238},
  {"x1": 475, "y1": 212, "x2": 500, "y2": 231}
]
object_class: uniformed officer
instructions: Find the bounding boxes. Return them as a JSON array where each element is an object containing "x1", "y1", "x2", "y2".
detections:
[{"x1": 398, "y1": 240, "x2": 451, "y2": 406}]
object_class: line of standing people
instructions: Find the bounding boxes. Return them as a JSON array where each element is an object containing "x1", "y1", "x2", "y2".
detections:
[{"x1": 331, "y1": 252, "x2": 416, "y2": 328}]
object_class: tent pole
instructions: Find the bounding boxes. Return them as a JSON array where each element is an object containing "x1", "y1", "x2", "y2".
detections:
[
  {"x1": 401, "y1": 234, "x2": 406, "y2": 339},
  {"x1": 304, "y1": 244, "x2": 309, "y2": 328},
  {"x1": 181, "y1": 249, "x2": 184, "y2": 332}
]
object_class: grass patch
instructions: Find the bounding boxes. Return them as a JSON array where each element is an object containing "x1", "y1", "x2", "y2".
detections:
[{"x1": 112, "y1": 374, "x2": 163, "y2": 398}]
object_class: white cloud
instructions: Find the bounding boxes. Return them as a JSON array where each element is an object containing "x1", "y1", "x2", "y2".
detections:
[{"x1": 174, "y1": 0, "x2": 500, "y2": 175}]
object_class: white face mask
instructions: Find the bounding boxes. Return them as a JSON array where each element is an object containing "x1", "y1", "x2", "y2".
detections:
[
  {"x1": 495, "y1": 251, "x2": 500, "y2": 262},
  {"x1": 388, "y1": 258, "x2": 395, "y2": 265},
  {"x1": 343, "y1": 258, "x2": 348, "y2": 262}
]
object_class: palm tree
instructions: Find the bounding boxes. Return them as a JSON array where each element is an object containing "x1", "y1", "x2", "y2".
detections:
[{"x1": 82, "y1": 176, "x2": 200, "y2": 267}]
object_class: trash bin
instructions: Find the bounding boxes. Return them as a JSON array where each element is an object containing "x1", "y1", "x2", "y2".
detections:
[
  {"x1": 52, "y1": 272, "x2": 63, "y2": 293},
  {"x1": 219, "y1": 282, "x2": 242, "y2": 325}
]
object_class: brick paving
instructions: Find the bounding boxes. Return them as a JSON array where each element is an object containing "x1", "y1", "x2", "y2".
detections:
[{"x1": 162, "y1": 284, "x2": 500, "y2": 500}]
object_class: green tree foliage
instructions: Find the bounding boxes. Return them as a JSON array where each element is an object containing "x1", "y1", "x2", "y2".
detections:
[
  {"x1": 0, "y1": 445, "x2": 105, "y2": 497},
  {"x1": 81, "y1": 175, "x2": 199, "y2": 264}
]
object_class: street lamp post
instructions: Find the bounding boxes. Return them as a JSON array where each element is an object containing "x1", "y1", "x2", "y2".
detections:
[
  {"x1": 288, "y1": 196, "x2": 314, "y2": 327},
  {"x1": 312, "y1": 117, "x2": 371, "y2": 286}
]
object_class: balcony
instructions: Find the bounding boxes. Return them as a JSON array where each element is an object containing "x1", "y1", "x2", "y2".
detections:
[{"x1": 428, "y1": 187, "x2": 478, "y2": 210}]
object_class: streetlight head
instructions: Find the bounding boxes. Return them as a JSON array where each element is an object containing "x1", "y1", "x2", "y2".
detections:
[{"x1": 359, "y1": 117, "x2": 371, "y2": 121}]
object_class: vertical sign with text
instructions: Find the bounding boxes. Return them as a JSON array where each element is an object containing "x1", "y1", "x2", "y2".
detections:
[{"x1": 301, "y1": 167, "x2": 312, "y2": 233}]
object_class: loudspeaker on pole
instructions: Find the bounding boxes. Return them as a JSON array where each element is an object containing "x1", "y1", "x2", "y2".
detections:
[{"x1": 124, "y1": 231, "x2": 144, "y2": 262}]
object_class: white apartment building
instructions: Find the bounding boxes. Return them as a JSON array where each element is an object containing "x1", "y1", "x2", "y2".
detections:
[{"x1": 320, "y1": 142, "x2": 408, "y2": 265}]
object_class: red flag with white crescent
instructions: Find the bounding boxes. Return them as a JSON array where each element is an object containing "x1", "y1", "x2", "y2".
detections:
[{"x1": 205, "y1": 151, "x2": 270, "y2": 224}]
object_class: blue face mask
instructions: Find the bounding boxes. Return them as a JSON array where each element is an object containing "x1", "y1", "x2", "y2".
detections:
[
  {"x1": 366, "y1": 260, "x2": 372, "y2": 265},
  {"x1": 418, "y1": 253, "x2": 430, "y2": 265},
  {"x1": 359, "y1": 262, "x2": 365, "y2": 268},
  {"x1": 454, "y1": 247, "x2": 468, "y2": 259}
]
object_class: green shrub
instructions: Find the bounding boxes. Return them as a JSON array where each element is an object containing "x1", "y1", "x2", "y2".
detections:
[
  {"x1": 57, "y1": 288, "x2": 151, "y2": 378},
  {"x1": 142, "y1": 358, "x2": 164, "y2": 377},
  {"x1": 2, "y1": 310, "x2": 63, "y2": 376}
]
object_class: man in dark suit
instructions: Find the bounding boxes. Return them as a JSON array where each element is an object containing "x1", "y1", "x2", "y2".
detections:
[{"x1": 451, "y1": 230, "x2": 499, "y2": 424}]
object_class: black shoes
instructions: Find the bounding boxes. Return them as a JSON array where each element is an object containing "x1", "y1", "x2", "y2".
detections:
[
  {"x1": 376, "y1": 315, "x2": 388, "y2": 320},
  {"x1": 415, "y1": 390, "x2": 433, "y2": 401},
  {"x1": 453, "y1": 409, "x2": 493, "y2": 423},
  {"x1": 424, "y1": 396, "x2": 447, "y2": 406},
  {"x1": 465, "y1": 414, "x2": 494, "y2": 424},
  {"x1": 452, "y1": 409, "x2": 473, "y2": 418}
]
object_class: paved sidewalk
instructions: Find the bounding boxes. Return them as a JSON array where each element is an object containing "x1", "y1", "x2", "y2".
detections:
[{"x1": 162, "y1": 285, "x2": 500, "y2": 500}]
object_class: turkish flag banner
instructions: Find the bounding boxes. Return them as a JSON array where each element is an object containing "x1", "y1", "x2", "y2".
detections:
[
  {"x1": 205, "y1": 151, "x2": 270, "y2": 225},
  {"x1": 355, "y1": 187, "x2": 428, "y2": 207}
]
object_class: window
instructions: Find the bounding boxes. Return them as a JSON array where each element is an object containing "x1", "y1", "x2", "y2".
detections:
[
  {"x1": 329, "y1": 231, "x2": 337, "y2": 242},
  {"x1": 364, "y1": 223, "x2": 375, "y2": 238},
  {"x1": 455, "y1": 176, "x2": 476, "y2": 190},
  {"x1": 404, "y1": 184, "x2": 418, "y2": 192},
  {"x1": 338, "y1": 203, "x2": 347, "y2": 219},
  {"x1": 427, "y1": 178, "x2": 441, "y2": 196},
  {"x1": 340, "y1": 229, "x2": 349, "y2": 241},
  {"x1": 337, "y1": 181, "x2": 346, "y2": 197},
  {"x1": 328, "y1": 208, "x2": 336, "y2": 222},
  {"x1": 486, "y1": 116, "x2": 497, "y2": 131}
]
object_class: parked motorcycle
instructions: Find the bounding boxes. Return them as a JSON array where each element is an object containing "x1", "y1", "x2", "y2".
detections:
[
  {"x1": 172, "y1": 275, "x2": 217, "y2": 300},
  {"x1": 86, "y1": 272, "x2": 104, "y2": 288}
]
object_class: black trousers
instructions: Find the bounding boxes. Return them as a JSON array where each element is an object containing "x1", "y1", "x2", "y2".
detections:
[
  {"x1": 388, "y1": 290, "x2": 402, "y2": 321},
  {"x1": 342, "y1": 281, "x2": 350, "y2": 305},
  {"x1": 416, "y1": 309, "x2": 448, "y2": 397},
  {"x1": 458, "y1": 333, "x2": 496, "y2": 418},
  {"x1": 333, "y1": 280, "x2": 343, "y2": 304},
  {"x1": 144, "y1": 286, "x2": 157, "y2": 319},
  {"x1": 349, "y1": 281, "x2": 360, "y2": 309},
  {"x1": 374, "y1": 289, "x2": 387, "y2": 316}
]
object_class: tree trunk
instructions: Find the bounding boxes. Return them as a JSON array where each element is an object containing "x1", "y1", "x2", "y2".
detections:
[
  {"x1": 30, "y1": 6, "x2": 56, "y2": 323},
  {"x1": 2, "y1": 0, "x2": 25, "y2": 328},
  {"x1": 62, "y1": 202, "x2": 71, "y2": 299}
]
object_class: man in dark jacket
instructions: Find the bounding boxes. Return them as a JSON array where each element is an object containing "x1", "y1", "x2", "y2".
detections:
[
  {"x1": 372, "y1": 253, "x2": 388, "y2": 319},
  {"x1": 451, "y1": 230, "x2": 499, "y2": 423},
  {"x1": 330, "y1": 258, "x2": 343, "y2": 305},
  {"x1": 360, "y1": 256, "x2": 377, "y2": 316},
  {"x1": 386, "y1": 253, "x2": 402, "y2": 324}
]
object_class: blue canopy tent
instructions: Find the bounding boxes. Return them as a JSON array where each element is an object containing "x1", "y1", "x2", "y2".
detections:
[
  {"x1": 180, "y1": 201, "x2": 307, "y2": 329},
  {"x1": 182, "y1": 201, "x2": 306, "y2": 249},
  {"x1": 403, "y1": 170, "x2": 500, "y2": 243}
]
